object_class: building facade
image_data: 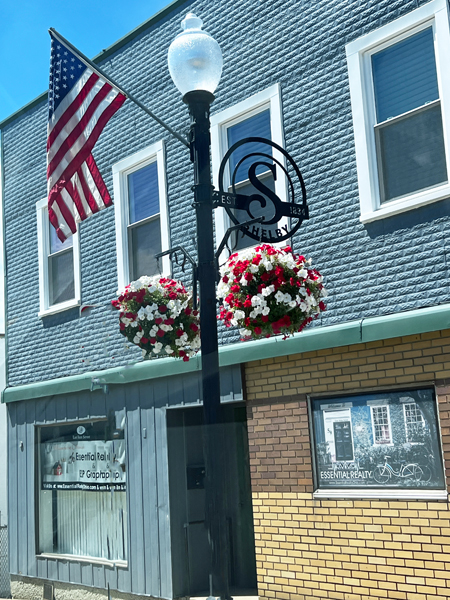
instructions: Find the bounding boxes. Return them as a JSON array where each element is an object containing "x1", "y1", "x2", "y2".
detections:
[{"x1": 2, "y1": 0, "x2": 450, "y2": 599}]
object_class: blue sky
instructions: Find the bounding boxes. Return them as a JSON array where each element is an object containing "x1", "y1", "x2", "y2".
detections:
[{"x1": 0, "y1": 0, "x2": 172, "y2": 123}]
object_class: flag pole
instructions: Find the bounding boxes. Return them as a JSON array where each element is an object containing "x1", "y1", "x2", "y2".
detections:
[{"x1": 49, "y1": 28, "x2": 190, "y2": 148}]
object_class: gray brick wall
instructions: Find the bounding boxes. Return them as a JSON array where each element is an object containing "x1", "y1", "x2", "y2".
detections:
[{"x1": 2, "y1": 0, "x2": 446, "y2": 386}]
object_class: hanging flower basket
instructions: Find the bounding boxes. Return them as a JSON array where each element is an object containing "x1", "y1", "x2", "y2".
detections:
[
  {"x1": 217, "y1": 244, "x2": 327, "y2": 340},
  {"x1": 112, "y1": 276, "x2": 200, "y2": 361}
]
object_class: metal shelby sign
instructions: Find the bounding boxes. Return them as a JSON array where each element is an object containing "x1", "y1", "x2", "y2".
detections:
[{"x1": 215, "y1": 137, "x2": 308, "y2": 243}]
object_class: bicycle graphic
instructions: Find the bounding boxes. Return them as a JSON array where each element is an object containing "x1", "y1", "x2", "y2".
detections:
[{"x1": 373, "y1": 456, "x2": 432, "y2": 484}]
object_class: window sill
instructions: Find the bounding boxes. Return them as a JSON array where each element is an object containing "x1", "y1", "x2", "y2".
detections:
[
  {"x1": 360, "y1": 182, "x2": 450, "y2": 224},
  {"x1": 37, "y1": 552, "x2": 127, "y2": 568},
  {"x1": 39, "y1": 299, "x2": 81, "y2": 318},
  {"x1": 314, "y1": 488, "x2": 448, "y2": 500}
]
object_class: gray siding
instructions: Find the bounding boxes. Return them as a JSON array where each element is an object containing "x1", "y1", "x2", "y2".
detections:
[
  {"x1": 7, "y1": 366, "x2": 242, "y2": 598},
  {"x1": 1, "y1": 0, "x2": 446, "y2": 388}
]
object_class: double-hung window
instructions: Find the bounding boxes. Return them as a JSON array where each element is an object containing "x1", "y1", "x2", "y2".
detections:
[
  {"x1": 211, "y1": 84, "x2": 287, "y2": 252},
  {"x1": 113, "y1": 141, "x2": 169, "y2": 289},
  {"x1": 371, "y1": 405, "x2": 392, "y2": 445},
  {"x1": 36, "y1": 198, "x2": 80, "y2": 316},
  {"x1": 403, "y1": 402, "x2": 425, "y2": 443},
  {"x1": 346, "y1": 0, "x2": 450, "y2": 222}
]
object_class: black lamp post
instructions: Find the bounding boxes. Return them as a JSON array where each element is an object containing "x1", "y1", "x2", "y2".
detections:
[{"x1": 168, "y1": 14, "x2": 231, "y2": 600}]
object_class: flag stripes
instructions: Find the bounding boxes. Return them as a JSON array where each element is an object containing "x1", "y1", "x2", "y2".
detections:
[{"x1": 47, "y1": 31, "x2": 126, "y2": 242}]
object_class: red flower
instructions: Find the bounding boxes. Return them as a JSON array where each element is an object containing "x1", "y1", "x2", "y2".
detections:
[
  {"x1": 261, "y1": 272, "x2": 270, "y2": 282},
  {"x1": 150, "y1": 338, "x2": 157, "y2": 344},
  {"x1": 261, "y1": 315, "x2": 269, "y2": 322},
  {"x1": 230, "y1": 285, "x2": 240, "y2": 293},
  {"x1": 156, "y1": 329, "x2": 165, "y2": 338},
  {"x1": 176, "y1": 329, "x2": 184, "y2": 337},
  {"x1": 159, "y1": 305, "x2": 168, "y2": 313},
  {"x1": 185, "y1": 307, "x2": 192, "y2": 316},
  {"x1": 164, "y1": 318, "x2": 175, "y2": 325},
  {"x1": 222, "y1": 275, "x2": 229, "y2": 283},
  {"x1": 190, "y1": 323, "x2": 199, "y2": 332},
  {"x1": 319, "y1": 301, "x2": 326, "y2": 311},
  {"x1": 155, "y1": 317, "x2": 163, "y2": 325},
  {"x1": 119, "y1": 322, "x2": 125, "y2": 331},
  {"x1": 254, "y1": 326, "x2": 262, "y2": 335},
  {"x1": 141, "y1": 337, "x2": 149, "y2": 344},
  {"x1": 182, "y1": 355, "x2": 190, "y2": 362}
]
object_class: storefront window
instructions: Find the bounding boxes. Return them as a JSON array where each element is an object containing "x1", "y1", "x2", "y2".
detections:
[
  {"x1": 37, "y1": 419, "x2": 127, "y2": 562},
  {"x1": 312, "y1": 388, "x2": 445, "y2": 491}
]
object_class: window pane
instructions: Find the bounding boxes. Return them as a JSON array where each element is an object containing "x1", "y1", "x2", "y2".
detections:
[
  {"x1": 377, "y1": 103, "x2": 447, "y2": 202},
  {"x1": 130, "y1": 217, "x2": 162, "y2": 280},
  {"x1": 372, "y1": 406, "x2": 391, "y2": 444},
  {"x1": 312, "y1": 389, "x2": 445, "y2": 491},
  {"x1": 227, "y1": 110, "x2": 272, "y2": 183},
  {"x1": 49, "y1": 221, "x2": 73, "y2": 254},
  {"x1": 38, "y1": 421, "x2": 127, "y2": 561},
  {"x1": 128, "y1": 161, "x2": 160, "y2": 224},
  {"x1": 372, "y1": 27, "x2": 439, "y2": 123},
  {"x1": 49, "y1": 248, "x2": 74, "y2": 305}
]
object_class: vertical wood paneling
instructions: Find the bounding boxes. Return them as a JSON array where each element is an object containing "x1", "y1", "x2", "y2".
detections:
[
  {"x1": 81, "y1": 562, "x2": 93, "y2": 587},
  {"x1": 7, "y1": 366, "x2": 243, "y2": 597},
  {"x1": 92, "y1": 563, "x2": 106, "y2": 589},
  {"x1": 16, "y1": 402, "x2": 28, "y2": 576},
  {"x1": 140, "y1": 381, "x2": 162, "y2": 598},
  {"x1": 7, "y1": 405, "x2": 18, "y2": 575},
  {"x1": 37, "y1": 558, "x2": 48, "y2": 580},
  {"x1": 155, "y1": 406, "x2": 172, "y2": 600},
  {"x1": 58, "y1": 560, "x2": 69, "y2": 583},
  {"x1": 126, "y1": 384, "x2": 145, "y2": 594},
  {"x1": 47, "y1": 558, "x2": 58, "y2": 581},
  {"x1": 26, "y1": 401, "x2": 37, "y2": 577}
]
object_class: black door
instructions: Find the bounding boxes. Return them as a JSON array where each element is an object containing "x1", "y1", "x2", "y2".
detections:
[{"x1": 333, "y1": 421, "x2": 354, "y2": 461}]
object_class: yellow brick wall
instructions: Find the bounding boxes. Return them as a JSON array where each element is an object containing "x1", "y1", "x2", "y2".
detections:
[{"x1": 245, "y1": 330, "x2": 450, "y2": 600}]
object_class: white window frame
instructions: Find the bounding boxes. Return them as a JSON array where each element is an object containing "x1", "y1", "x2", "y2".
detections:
[
  {"x1": 370, "y1": 404, "x2": 393, "y2": 446},
  {"x1": 346, "y1": 0, "x2": 450, "y2": 223},
  {"x1": 211, "y1": 84, "x2": 288, "y2": 257},
  {"x1": 36, "y1": 198, "x2": 81, "y2": 317},
  {"x1": 112, "y1": 140, "x2": 170, "y2": 290},
  {"x1": 323, "y1": 409, "x2": 355, "y2": 463},
  {"x1": 403, "y1": 402, "x2": 425, "y2": 443}
]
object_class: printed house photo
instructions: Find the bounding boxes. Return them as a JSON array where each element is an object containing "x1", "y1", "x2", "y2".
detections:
[{"x1": 312, "y1": 388, "x2": 445, "y2": 490}]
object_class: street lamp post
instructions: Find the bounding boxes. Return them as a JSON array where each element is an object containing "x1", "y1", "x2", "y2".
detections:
[{"x1": 168, "y1": 14, "x2": 231, "y2": 600}]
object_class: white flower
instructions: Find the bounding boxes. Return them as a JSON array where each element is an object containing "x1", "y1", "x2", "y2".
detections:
[
  {"x1": 160, "y1": 324, "x2": 173, "y2": 332},
  {"x1": 261, "y1": 285, "x2": 275, "y2": 297},
  {"x1": 165, "y1": 345, "x2": 174, "y2": 355},
  {"x1": 152, "y1": 342, "x2": 163, "y2": 354},
  {"x1": 297, "y1": 268, "x2": 308, "y2": 279},
  {"x1": 138, "y1": 307, "x2": 147, "y2": 320},
  {"x1": 262, "y1": 306, "x2": 270, "y2": 316},
  {"x1": 239, "y1": 328, "x2": 252, "y2": 337},
  {"x1": 289, "y1": 300, "x2": 297, "y2": 308},
  {"x1": 275, "y1": 290, "x2": 285, "y2": 303},
  {"x1": 234, "y1": 309, "x2": 245, "y2": 321}
]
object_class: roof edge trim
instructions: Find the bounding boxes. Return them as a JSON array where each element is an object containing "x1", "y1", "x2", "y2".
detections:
[{"x1": 3, "y1": 302, "x2": 450, "y2": 403}]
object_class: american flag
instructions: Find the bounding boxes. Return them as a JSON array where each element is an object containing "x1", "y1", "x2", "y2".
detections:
[{"x1": 47, "y1": 30, "x2": 126, "y2": 242}]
